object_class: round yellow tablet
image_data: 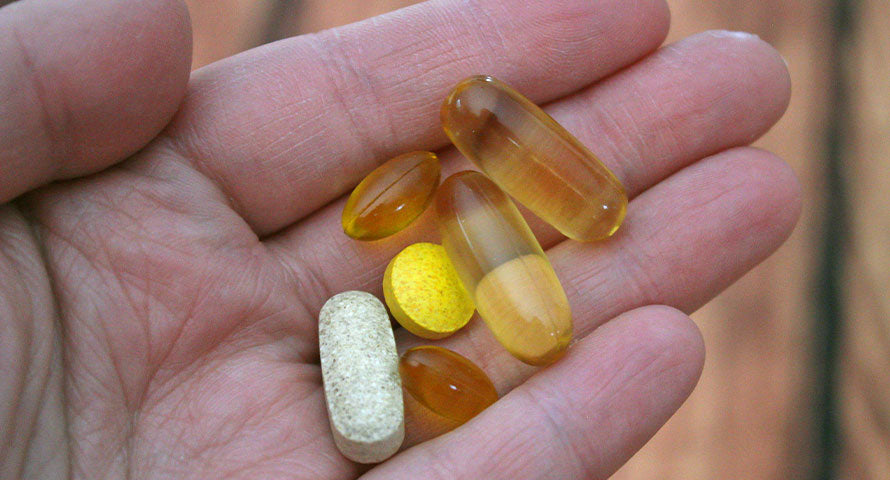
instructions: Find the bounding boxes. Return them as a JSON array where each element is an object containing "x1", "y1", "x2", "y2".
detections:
[{"x1": 383, "y1": 243, "x2": 475, "y2": 339}]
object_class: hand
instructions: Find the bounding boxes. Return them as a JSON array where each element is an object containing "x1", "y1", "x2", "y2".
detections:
[{"x1": 0, "y1": 0, "x2": 799, "y2": 478}]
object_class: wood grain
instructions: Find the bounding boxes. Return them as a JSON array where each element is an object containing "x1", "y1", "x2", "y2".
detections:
[
  {"x1": 185, "y1": 0, "x2": 280, "y2": 69},
  {"x1": 613, "y1": 1, "x2": 832, "y2": 477},
  {"x1": 838, "y1": 0, "x2": 890, "y2": 477},
  {"x1": 281, "y1": 0, "x2": 422, "y2": 36}
]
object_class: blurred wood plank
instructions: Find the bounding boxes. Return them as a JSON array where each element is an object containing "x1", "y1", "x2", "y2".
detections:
[
  {"x1": 184, "y1": 1, "x2": 424, "y2": 69},
  {"x1": 614, "y1": 1, "x2": 832, "y2": 478},
  {"x1": 184, "y1": 0, "x2": 280, "y2": 69},
  {"x1": 838, "y1": 0, "x2": 890, "y2": 478},
  {"x1": 282, "y1": 0, "x2": 422, "y2": 36}
]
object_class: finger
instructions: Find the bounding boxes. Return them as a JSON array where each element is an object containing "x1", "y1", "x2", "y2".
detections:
[
  {"x1": 268, "y1": 30, "x2": 792, "y2": 310},
  {"x1": 284, "y1": 145, "x2": 797, "y2": 398},
  {"x1": 163, "y1": 0, "x2": 671, "y2": 234},
  {"x1": 0, "y1": 206, "x2": 62, "y2": 478},
  {"x1": 364, "y1": 306, "x2": 705, "y2": 480},
  {"x1": 394, "y1": 147, "x2": 800, "y2": 403},
  {"x1": 0, "y1": 0, "x2": 192, "y2": 203}
]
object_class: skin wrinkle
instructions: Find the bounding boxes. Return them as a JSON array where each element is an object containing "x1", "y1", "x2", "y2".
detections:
[
  {"x1": 174, "y1": 282, "x2": 308, "y2": 373},
  {"x1": 95, "y1": 261, "x2": 162, "y2": 392},
  {"x1": 598, "y1": 348, "x2": 670, "y2": 417},
  {"x1": 98, "y1": 242, "x2": 150, "y2": 409},
  {"x1": 259, "y1": 123, "x2": 327, "y2": 181},
  {"x1": 0, "y1": 300, "x2": 30, "y2": 478},
  {"x1": 167, "y1": 377, "x2": 256, "y2": 456},
  {"x1": 460, "y1": 1, "x2": 513, "y2": 74},
  {"x1": 69, "y1": 398, "x2": 129, "y2": 479},
  {"x1": 404, "y1": 442, "x2": 462, "y2": 480},
  {"x1": 517, "y1": 386, "x2": 591, "y2": 479},
  {"x1": 528, "y1": 3, "x2": 645, "y2": 89},
  {"x1": 576, "y1": 316, "x2": 701, "y2": 475},
  {"x1": 4, "y1": 27, "x2": 57, "y2": 191},
  {"x1": 280, "y1": 247, "x2": 336, "y2": 327},
  {"x1": 136, "y1": 359, "x2": 325, "y2": 478},
  {"x1": 156, "y1": 133, "x2": 252, "y2": 228},
  {"x1": 37, "y1": 226, "x2": 126, "y2": 398},
  {"x1": 19, "y1": 345, "x2": 67, "y2": 479},
  {"x1": 478, "y1": 429, "x2": 540, "y2": 477},
  {"x1": 32, "y1": 192, "x2": 248, "y2": 475},
  {"x1": 115, "y1": 152, "x2": 233, "y2": 223},
  {"x1": 91, "y1": 284, "x2": 139, "y2": 480},
  {"x1": 323, "y1": 29, "x2": 401, "y2": 160},
  {"x1": 303, "y1": 36, "x2": 389, "y2": 172},
  {"x1": 268, "y1": 31, "x2": 791, "y2": 294},
  {"x1": 584, "y1": 97, "x2": 641, "y2": 187},
  {"x1": 47, "y1": 164, "x2": 299, "y2": 384},
  {"x1": 156, "y1": 0, "x2": 673, "y2": 239},
  {"x1": 0, "y1": 0, "x2": 803, "y2": 476},
  {"x1": 610, "y1": 225, "x2": 683, "y2": 307},
  {"x1": 587, "y1": 328, "x2": 703, "y2": 469},
  {"x1": 137, "y1": 275, "x2": 203, "y2": 406},
  {"x1": 577, "y1": 35, "x2": 785, "y2": 193}
]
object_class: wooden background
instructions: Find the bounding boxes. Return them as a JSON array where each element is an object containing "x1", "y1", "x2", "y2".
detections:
[{"x1": 183, "y1": 1, "x2": 889, "y2": 478}]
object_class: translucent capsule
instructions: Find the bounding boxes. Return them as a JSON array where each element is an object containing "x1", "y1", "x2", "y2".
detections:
[
  {"x1": 435, "y1": 171, "x2": 572, "y2": 366},
  {"x1": 441, "y1": 75, "x2": 627, "y2": 242},
  {"x1": 342, "y1": 151, "x2": 440, "y2": 241},
  {"x1": 399, "y1": 346, "x2": 498, "y2": 424}
]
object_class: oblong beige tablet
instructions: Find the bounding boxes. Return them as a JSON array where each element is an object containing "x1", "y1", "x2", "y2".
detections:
[{"x1": 318, "y1": 291, "x2": 404, "y2": 463}]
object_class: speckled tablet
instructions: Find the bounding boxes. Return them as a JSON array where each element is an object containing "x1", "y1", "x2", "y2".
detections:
[{"x1": 318, "y1": 291, "x2": 404, "y2": 463}]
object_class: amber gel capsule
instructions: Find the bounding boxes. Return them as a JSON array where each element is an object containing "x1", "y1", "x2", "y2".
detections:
[
  {"x1": 342, "y1": 151, "x2": 440, "y2": 240},
  {"x1": 436, "y1": 171, "x2": 572, "y2": 366},
  {"x1": 400, "y1": 346, "x2": 498, "y2": 424},
  {"x1": 441, "y1": 75, "x2": 627, "y2": 241}
]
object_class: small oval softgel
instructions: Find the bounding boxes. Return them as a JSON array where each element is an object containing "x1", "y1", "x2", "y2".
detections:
[
  {"x1": 400, "y1": 346, "x2": 498, "y2": 424},
  {"x1": 342, "y1": 151, "x2": 441, "y2": 240},
  {"x1": 442, "y1": 75, "x2": 627, "y2": 241},
  {"x1": 318, "y1": 291, "x2": 404, "y2": 463},
  {"x1": 383, "y1": 243, "x2": 475, "y2": 339}
]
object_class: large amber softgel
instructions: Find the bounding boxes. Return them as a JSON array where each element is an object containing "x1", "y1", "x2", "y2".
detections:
[
  {"x1": 342, "y1": 151, "x2": 440, "y2": 240},
  {"x1": 435, "y1": 171, "x2": 572, "y2": 366},
  {"x1": 441, "y1": 75, "x2": 627, "y2": 241},
  {"x1": 399, "y1": 346, "x2": 498, "y2": 424}
]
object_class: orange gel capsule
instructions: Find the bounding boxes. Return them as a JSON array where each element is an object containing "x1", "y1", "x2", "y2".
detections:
[
  {"x1": 399, "y1": 346, "x2": 497, "y2": 424},
  {"x1": 435, "y1": 171, "x2": 572, "y2": 366},
  {"x1": 441, "y1": 75, "x2": 627, "y2": 241},
  {"x1": 342, "y1": 151, "x2": 440, "y2": 240}
]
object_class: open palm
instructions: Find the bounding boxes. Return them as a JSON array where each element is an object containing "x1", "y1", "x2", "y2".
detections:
[{"x1": 0, "y1": 0, "x2": 799, "y2": 478}]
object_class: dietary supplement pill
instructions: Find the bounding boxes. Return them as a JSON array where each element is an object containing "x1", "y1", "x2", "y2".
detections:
[
  {"x1": 441, "y1": 75, "x2": 627, "y2": 241},
  {"x1": 318, "y1": 291, "x2": 404, "y2": 463},
  {"x1": 400, "y1": 346, "x2": 498, "y2": 424},
  {"x1": 383, "y1": 243, "x2": 475, "y2": 339},
  {"x1": 342, "y1": 151, "x2": 441, "y2": 240},
  {"x1": 435, "y1": 171, "x2": 572, "y2": 366}
]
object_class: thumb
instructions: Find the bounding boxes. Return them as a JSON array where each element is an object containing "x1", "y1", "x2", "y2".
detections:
[{"x1": 0, "y1": 0, "x2": 192, "y2": 203}]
